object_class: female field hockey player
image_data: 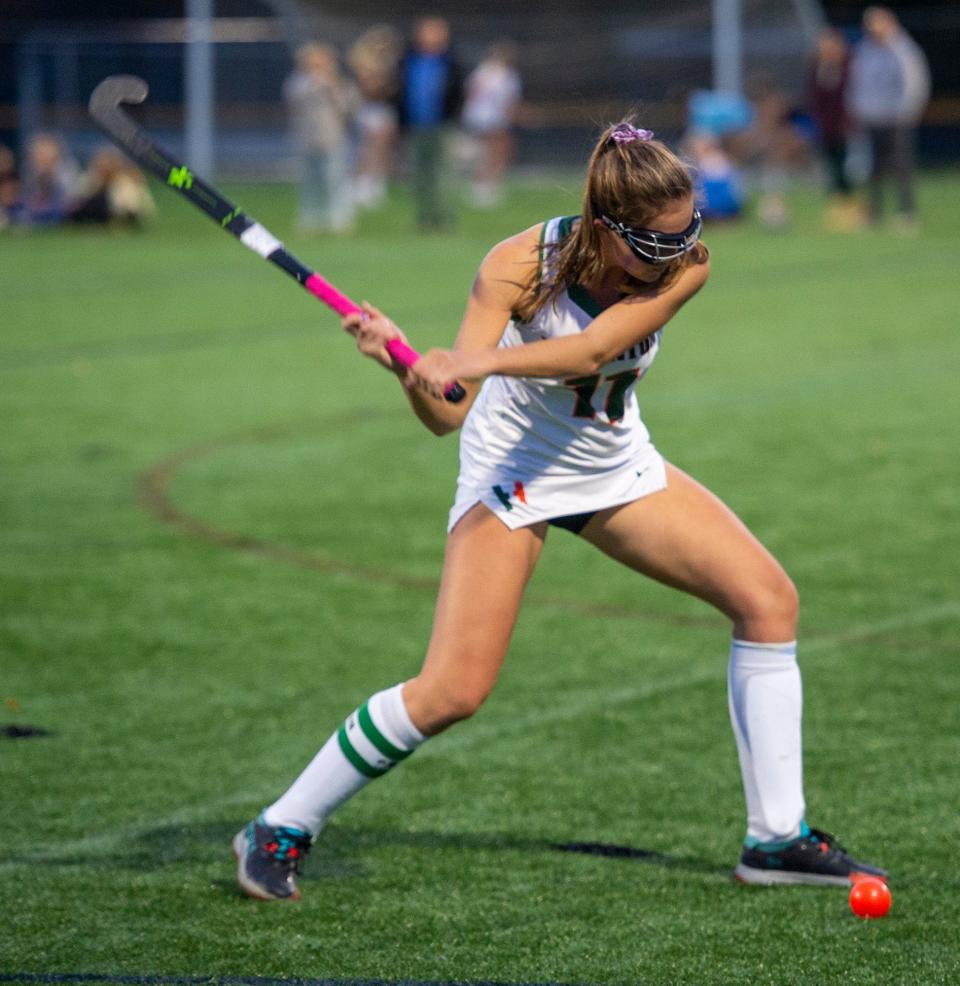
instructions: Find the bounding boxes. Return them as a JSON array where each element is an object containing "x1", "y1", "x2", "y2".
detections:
[{"x1": 234, "y1": 122, "x2": 887, "y2": 900}]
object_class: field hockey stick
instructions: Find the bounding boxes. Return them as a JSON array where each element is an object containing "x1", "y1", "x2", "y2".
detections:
[{"x1": 88, "y1": 74, "x2": 466, "y2": 403}]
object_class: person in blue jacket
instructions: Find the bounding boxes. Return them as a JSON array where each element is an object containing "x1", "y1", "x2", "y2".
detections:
[{"x1": 398, "y1": 16, "x2": 463, "y2": 230}]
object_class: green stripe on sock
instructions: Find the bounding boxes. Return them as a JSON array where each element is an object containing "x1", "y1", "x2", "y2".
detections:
[
  {"x1": 358, "y1": 702, "x2": 412, "y2": 763},
  {"x1": 337, "y1": 723, "x2": 389, "y2": 778}
]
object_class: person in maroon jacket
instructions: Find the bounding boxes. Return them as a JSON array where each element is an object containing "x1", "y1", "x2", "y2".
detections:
[{"x1": 808, "y1": 27, "x2": 861, "y2": 229}]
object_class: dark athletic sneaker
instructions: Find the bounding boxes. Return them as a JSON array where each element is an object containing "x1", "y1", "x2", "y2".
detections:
[
  {"x1": 233, "y1": 816, "x2": 312, "y2": 901},
  {"x1": 735, "y1": 826, "x2": 888, "y2": 886}
]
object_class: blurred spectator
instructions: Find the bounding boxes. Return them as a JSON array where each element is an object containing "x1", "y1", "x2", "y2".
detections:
[
  {"x1": 399, "y1": 16, "x2": 463, "y2": 230},
  {"x1": 461, "y1": 40, "x2": 522, "y2": 208},
  {"x1": 848, "y1": 6, "x2": 930, "y2": 230},
  {"x1": 687, "y1": 89, "x2": 755, "y2": 138},
  {"x1": 685, "y1": 132, "x2": 744, "y2": 221},
  {"x1": 348, "y1": 24, "x2": 403, "y2": 210},
  {"x1": 16, "y1": 132, "x2": 81, "y2": 226},
  {"x1": 728, "y1": 79, "x2": 810, "y2": 230},
  {"x1": 0, "y1": 144, "x2": 19, "y2": 230},
  {"x1": 68, "y1": 146, "x2": 156, "y2": 227},
  {"x1": 808, "y1": 27, "x2": 861, "y2": 230},
  {"x1": 284, "y1": 42, "x2": 361, "y2": 233}
]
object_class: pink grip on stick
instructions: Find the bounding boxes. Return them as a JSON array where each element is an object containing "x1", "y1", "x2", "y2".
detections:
[
  {"x1": 304, "y1": 273, "x2": 465, "y2": 403},
  {"x1": 382, "y1": 337, "x2": 422, "y2": 368},
  {"x1": 305, "y1": 273, "x2": 361, "y2": 318}
]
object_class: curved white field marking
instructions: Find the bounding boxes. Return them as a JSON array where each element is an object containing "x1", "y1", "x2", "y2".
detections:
[
  {"x1": 4, "y1": 601, "x2": 955, "y2": 867},
  {"x1": 0, "y1": 789, "x2": 277, "y2": 869},
  {"x1": 417, "y1": 669, "x2": 720, "y2": 760},
  {"x1": 802, "y1": 601, "x2": 960, "y2": 652},
  {"x1": 422, "y1": 599, "x2": 959, "y2": 760}
]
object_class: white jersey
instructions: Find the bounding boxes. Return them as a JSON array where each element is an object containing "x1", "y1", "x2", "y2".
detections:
[
  {"x1": 449, "y1": 215, "x2": 669, "y2": 531},
  {"x1": 462, "y1": 61, "x2": 522, "y2": 134}
]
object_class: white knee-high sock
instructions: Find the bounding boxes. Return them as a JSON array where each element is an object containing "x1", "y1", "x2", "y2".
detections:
[
  {"x1": 727, "y1": 639, "x2": 806, "y2": 844},
  {"x1": 263, "y1": 683, "x2": 426, "y2": 836}
]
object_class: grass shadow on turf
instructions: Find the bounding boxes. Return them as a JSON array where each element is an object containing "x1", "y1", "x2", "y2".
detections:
[{"x1": 1, "y1": 819, "x2": 726, "y2": 880}]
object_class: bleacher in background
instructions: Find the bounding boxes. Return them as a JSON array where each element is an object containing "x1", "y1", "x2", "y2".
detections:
[
  {"x1": 3, "y1": 0, "x2": 819, "y2": 178},
  {"x1": 1, "y1": 0, "x2": 958, "y2": 177}
]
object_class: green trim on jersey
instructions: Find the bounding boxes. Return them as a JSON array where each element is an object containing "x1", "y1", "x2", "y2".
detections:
[
  {"x1": 557, "y1": 215, "x2": 577, "y2": 239},
  {"x1": 536, "y1": 220, "x2": 549, "y2": 292},
  {"x1": 567, "y1": 282, "x2": 604, "y2": 318},
  {"x1": 555, "y1": 215, "x2": 605, "y2": 319},
  {"x1": 517, "y1": 215, "x2": 609, "y2": 322}
]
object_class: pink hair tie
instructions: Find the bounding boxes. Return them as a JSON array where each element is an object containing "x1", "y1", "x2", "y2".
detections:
[{"x1": 609, "y1": 123, "x2": 654, "y2": 145}]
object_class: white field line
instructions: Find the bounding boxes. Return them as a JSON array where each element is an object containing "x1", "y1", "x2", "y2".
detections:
[
  {"x1": 3, "y1": 600, "x2": 956, "y2": 868},
  {"x1": 424, "y1": 599, "x2": 960, "y2": 758},
  {"x1": 802, "y1": 601, "x2": 960, "y2": 649}
]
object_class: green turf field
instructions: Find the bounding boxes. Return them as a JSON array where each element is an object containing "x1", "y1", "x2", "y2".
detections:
[{"x1": 2, "y1": 173, "x2": 959, "y2": 986}]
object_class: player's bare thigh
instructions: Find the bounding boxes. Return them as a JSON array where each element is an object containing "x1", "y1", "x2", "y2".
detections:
[
  {"x1": 580, "y1": 462, "x2": 798, "y2": 642},
  {"x1": 403, "y1": 502, "x2": 547, "y2": 734}
]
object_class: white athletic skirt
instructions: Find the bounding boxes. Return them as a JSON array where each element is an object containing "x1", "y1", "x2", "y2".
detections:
[{"x1": 447, "y1": 443, "x2": 668, "y2": 532}]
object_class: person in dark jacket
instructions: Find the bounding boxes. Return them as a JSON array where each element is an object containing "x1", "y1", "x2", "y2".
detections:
[
  {"x1": 398, "y1": 16, "x2": 463, "y2": 230},
  {"x1": 808, "y1": 28, "x2": 861, "y2": 230}
]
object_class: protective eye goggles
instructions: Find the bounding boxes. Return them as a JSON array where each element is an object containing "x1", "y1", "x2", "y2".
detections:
[{"x1": 598, "y1": 208, "x2": 703, "y2": 265}]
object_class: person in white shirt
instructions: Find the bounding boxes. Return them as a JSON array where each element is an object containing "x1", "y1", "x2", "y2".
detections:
[
  {"x1": 284, "y1": 43, "x2": 361, "y2": 233},
  {"x1": 848, "y1": 6, "x2": 931, "y2": 229},
  {"x1": 348, "y1": 25, "x2": 403, "y2": 210},
  {"x1": 461, "y1": 41, "x2": 522, "y2": 207}
]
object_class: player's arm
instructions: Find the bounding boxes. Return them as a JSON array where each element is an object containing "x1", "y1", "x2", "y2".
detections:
[
  {"x1": 412, "y1": 256, "x2": 710, "y2": 392},
  {"x1": 342, "y1": 228, "x2": 537, "y2": 435}
]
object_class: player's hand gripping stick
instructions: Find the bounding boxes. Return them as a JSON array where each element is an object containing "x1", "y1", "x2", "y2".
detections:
[
  {"x1": 303, "y1": 273, "x2": 466, "y2": 402},
  {"x1": 88, "y1": 74, "x2": 465, "y2": 403}
]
